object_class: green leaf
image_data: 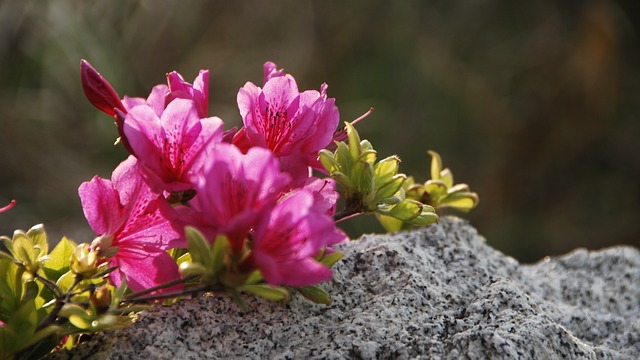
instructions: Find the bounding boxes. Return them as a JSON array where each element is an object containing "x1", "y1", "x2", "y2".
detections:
[
  {"x1": 377, "y1": 199, "x2": 423, "y2": 222},
  {"x1": 440, "y1": 168, "x2": 454, "y2": 188},
  {"x1": 42, "y1": 236, "x2": 76, "y2": 281},
  {"x1": 12, "y1": 231, "x2": 35, "y2": 264},
  {"x1": 318, "y1": 252, "x2": 344, "y2": 268},
  {"x1": 112, "y1": 278, "x2": 128, "y2": 307},
  {"x1": 346, "y1": 122, "x2": 361, "y2": 162},
  {"x1": 330, "y1": 171, "x2": 353, "y2": 190},
  {"x1": 318, "y1": 150, "x2": 339, "y2": 173},
  {"x1": 55, "y1": 270, "x2": 75, "y2": 294},
  {"x1": 428, "y1": 150, "x2": 443, "y2": 181},
  {"x1": 447, "y1": 183, "x2": 471, "y2": 194},
  {"x1": 296, "y1": 286, "x2": 331, "y2": 305},
  {"x1": 334, "y1": 141, "x2": 352, "y2": 173},
  {"x1": 210, "y1": 235, "x2": 230, "y2": 277},
  {"x1": 373, "y1": 156, "x2": 401, "y2": 185},
  {"x1": 239, "y1": 284, "x2": 290, "y2": 302},
  {"x1": 185, "y1": 226, "x2": 212, "y2": 267},
  {"x1": 438, "y1": 192, "x2": 479, "y2": 212},
  {"x1": 176, "y1": 252, "x2": 192, "y2": 267},
  {"x1": 375, "y1": 174, "x2": 406, "y2": 202},
  {"x1": 0, "y1": 259, "x2": 23, "y2": 316},
  {"x1": 407, "y1": 207, "x2": 439, "y2": 226},
  {"x1": 375, "y1": 213, "x2": 404, "y2": 233},
  {"x1": 243, "y1": 270, "x2": 263, "y2": 285},
  {"x1": 424, "y1": 180, "x2": 448, "y2": 200},
  {"x1": 26, "y1": 224, "x2": 48, "y2": 259},
  {"x1": 59, "y1": 304, "x2": 93, "y2": 330}
]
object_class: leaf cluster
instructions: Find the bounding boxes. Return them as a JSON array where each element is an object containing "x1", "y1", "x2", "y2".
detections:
[
  {"x1": 0, "y1": 225, "x2": 137, "y2": 359},
  {"x1": 320, "y1": 122, "x2": 438, "y2": 227}
]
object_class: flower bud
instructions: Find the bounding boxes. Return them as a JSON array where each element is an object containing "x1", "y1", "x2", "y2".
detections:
[
  {"x1": 90, "y1": 285, "x2": 112, "y2": 314},
  {"x1": 70, "y1": 243, "x2": 98, "y2": 277},
  {"x1": 80, "y1": 59, "x2": 125, "y2": 117}
]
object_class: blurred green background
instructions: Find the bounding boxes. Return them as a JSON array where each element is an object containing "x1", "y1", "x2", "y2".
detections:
[{"x1": 1, "y1": 0, "x2": 638, "y2": 263}]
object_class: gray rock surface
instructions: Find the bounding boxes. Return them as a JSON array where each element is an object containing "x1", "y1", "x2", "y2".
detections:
[{"x1": 49, "y1": 217, "x2": 640, "y2": 359}]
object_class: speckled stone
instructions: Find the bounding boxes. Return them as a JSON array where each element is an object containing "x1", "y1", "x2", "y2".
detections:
[{"x1": 48, "y1": 217, "x2": 640, "y2": 359}]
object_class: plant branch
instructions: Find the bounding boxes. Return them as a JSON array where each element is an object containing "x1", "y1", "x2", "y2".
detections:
[
  {"x1": 124, "y1": 275, "x2": 197, "y2": 301},
  {"x1": 125, "y1": 285, "x2": 211, "y2": 303}
]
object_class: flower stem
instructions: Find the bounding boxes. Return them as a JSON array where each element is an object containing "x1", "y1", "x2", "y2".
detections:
[
  {"x1": 124, "y1": 275, "x2": 197, "y2": 301},
  {"x1": 124, "y1": 285, "x2": 211, "y2": 303}
]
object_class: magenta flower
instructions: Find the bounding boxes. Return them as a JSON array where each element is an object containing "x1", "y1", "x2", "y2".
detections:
[
  {"x1": 122, "y1": 98, "x2": 224, "y2": 192},
  {"x1": 121, "y1": 69, "x2": 210, "y2": 119},
  {"x1": 81, "y1": 60, "x2": 213, "y2": 156},
  {"x1": 188, "y1": 143, "x2": 290, "y2": 250},
  {"x1": 233, "y1": 62, "x2": 340, "y2": 182},
  {"x1": 78, "y1": 156, "x2": 184, "y2": 293},
  {"x1": 249, "y1": 188, "x2": 347, "y2": 287}
]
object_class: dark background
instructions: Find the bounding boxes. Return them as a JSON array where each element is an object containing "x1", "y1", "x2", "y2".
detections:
[{"x1": 1, "y1": 0, "x2": 639, "y2": 263}]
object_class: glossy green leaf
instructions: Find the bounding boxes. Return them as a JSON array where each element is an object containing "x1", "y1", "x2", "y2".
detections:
[
  {"x1": 26, "y1": 224, "x2": 48, "y2": 259},
  {"x1": 424, "y1": 180, "x2": 448, "y2": 201},
  {"x1": 296, "y1": 286, "x2": 331, "y2": 305},
  {"x1": 318, "y1": 150, "x2": 339, "y2": 173},
  {"x1": 43, "y1": 236, "x2": 76, "y2": 280},
  {"x1": 60, "y1": 304, "x2": 93, "y2": 330},
  {"x1": 373, "y1": 156, "x2": 400, "y2": 185},
  {"x1": 377, "y1": 199, "x2": 423, "y2": 221},
  {"x1": 176, "y1": 252, "x2": 192, "y2": 267},
  {"x1": 375, "y1": 214, "x2": 404, "y2": 233},
  {"x1": 243, "y1": 270, "x2": 263, "y2": 285},
  {"x1": 345, "y1": 122, "x2": 361, "y2": 161},
  {"x1": 55, "y1": 270, "x2": 75, "y2": 294},
  {"x1": 406, "y1": 206, "x2": 439, "y2": 226},
  {"x1": 210, "y1": 235, "x2": 230, "y2": 277},
  {"x1": 447, "y1": 183, "x2": 471, "y2": 194},
  {"x1": 440, "y1": 168, "x2": 454, "y2": 188},
  {"x1": 330, "y1": 171, "x2": 353, "y2": 190},
  {"x1": 112, "y1": 278, "x2": 128, "y2": 307},
  {"x1": 238, "y1": 284, "x2": 290, "y2": 302},
  {"x1": 375, "y1": 174, "x2": 406, "y2": 202},
  {"x1": 185, "y1": 226, "x2": 211, "y2": 266},
  {"x1": 334, "y1": 141, "x2": 352, "y2": 173},
  {"x1": 428, "y1": 150, "x2": 443, "y2": 180},
  {"x1": 318, "y1": 252, "x2": 344, "y2": 268},
  {"x1": 438, "y1": 192, "x2": 479, "y2": 212}
]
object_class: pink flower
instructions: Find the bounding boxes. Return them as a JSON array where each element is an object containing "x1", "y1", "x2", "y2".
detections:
[
  {"x1": 233, "y1": 62, "x2": 340, "y2": 182},
  {"x1": 80, "y1": 60, "x2": 213, "y2": 155},
  {"x1": 188, "y1": 143, "x2": 290, "y2": 251},
  {"x1": 123, "y1": 98, "x2": 224, "y2": 192},
  {"x1": 121, "y1": 70, "x2": 210, "y2": 119},
  {"x1": 78, "y1": 156, "x2": 184, "y2": 293},
  {"x1": 248, "y1": 188, "x2": 347, "y2": 286}
]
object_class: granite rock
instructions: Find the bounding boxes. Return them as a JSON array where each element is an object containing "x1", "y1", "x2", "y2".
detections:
[{"x1": 48, "y1": 217, "x2": 640, "y2": 359}]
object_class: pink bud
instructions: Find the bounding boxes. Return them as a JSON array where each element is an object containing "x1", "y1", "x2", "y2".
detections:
[{"x1": 80, "y1": 59, "x2": 125, "y2": 116}]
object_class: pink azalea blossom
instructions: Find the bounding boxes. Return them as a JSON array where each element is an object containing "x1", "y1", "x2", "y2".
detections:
[
  {"x1": 188, "y1": 143, "x2": 290, "y2": 251},
  {"x1": 78, "y1": 156, "x2": 184, "y2": 293},
  {"x1": 248, "y1": 188, "x2": 347, "y2": 286},
  {"x1": 233, "y1": 62, "x2": 340, "y2": 182},
  {"x1": 121, "y1": 70, "x2": 210, "y2": 119},
  {"x1": 123, "y1": 98, "x2": 224, "y2": 192},
  {"x1": 81, "y1": 60, "x2": 213, "y2": 154}
]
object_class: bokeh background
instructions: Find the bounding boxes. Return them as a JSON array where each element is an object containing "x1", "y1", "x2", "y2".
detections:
[{"x1": 1, "y1": 0, "x2": 638, "y2": 263}]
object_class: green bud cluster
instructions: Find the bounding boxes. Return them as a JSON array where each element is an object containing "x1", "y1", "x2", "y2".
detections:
[
  {"x1": 377, "y1": 150, "x2": 479, "y2": 232},
  {"x1": 319, "y1": 122, "x2": 438, "y2": 227}
]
